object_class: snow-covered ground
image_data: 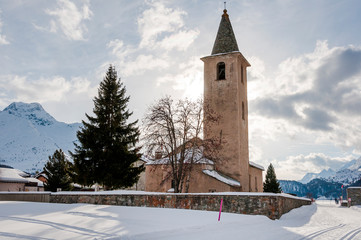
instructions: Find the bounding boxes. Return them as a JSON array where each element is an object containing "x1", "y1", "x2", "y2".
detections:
[{"x1": 0, "y1": 200, "x2": 360, "y2": 239}]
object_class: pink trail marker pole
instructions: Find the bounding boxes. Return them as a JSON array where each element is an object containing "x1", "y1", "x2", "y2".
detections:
[{"x1": 218, "y1": 198, "x2": 223, "y2": 221}]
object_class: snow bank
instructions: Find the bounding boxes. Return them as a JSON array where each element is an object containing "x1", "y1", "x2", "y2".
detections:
[{"x1": 0, "y1": 200, "x2": 360, "y2": 239}]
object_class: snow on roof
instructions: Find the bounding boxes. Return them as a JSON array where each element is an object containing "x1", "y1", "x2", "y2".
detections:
[
  {"x1": 249, "y1": 161, "x2": 265, "y2": 171},
  {"x1": 27, "y1": 177, "x2": 44, "y2": 187},
  {"x1": 0, "y1": 167, "x2": 43, "y2": 186},
  {"x1": 0, "y1": 167, "x2": 29, "y2": 183},
  {"x1": 36, "y1": 172, "x2": 47, "y2": 179},
  {"x1": 140, "y1": 155, "x2": 152, "y2": 164},
  {"x1": 14, "y1": 168, "x2": 30, "y2": 177},
  {"x1": 202, "y1": 169, "x2": 241, "y2": 187},
  {"x1": 146, "y1": 148, "x2": 214, "y2": 165}
]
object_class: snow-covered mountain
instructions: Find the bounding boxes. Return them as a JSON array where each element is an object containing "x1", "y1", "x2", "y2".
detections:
[
  {"x1": 299, "y1": 157, "x2": 361, "y2": 185},
  {"x1": 281, "y1": 157, "x2": 361, "y2": 199},
  {"x1": 299, "y1": 172, "x2": 318, "y2": 184},
  {"x1": 279, "y1": 179, "x2": 343, "y2": 199},
  {"x1": 299, "y1": 168, "x2": 336, "y2": 184},
  {"x1": 0, "y1": 102, "x2": 81, "y2": 173}
]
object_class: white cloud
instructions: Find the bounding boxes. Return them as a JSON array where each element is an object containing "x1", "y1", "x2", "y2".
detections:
[
  {"x1": 249, "y1": 41, "x2": 361, "y2": 152},
  {"x1": 44, "y1": 0, "x2": 93, "y2": 40},
  {"x1": 123, "y1": 54, "x2": 170, "y2": 77},
  {"x1": 106, "y1": 39, "x2": 170, "y2": 77},
  {"x1": 156, "y1": 56, "x2": 203, "y2": 99},
  {"x1": 138, "y1": 1, "x2": 186, "y2": 48},
  {"x1": 0, "y1": 10, "x2": 9, "y2": 45},
  {"x1": 156, "y1": 29, "x2": 199, "y2": 51},
  {"x1": 137, "y1": 1, "x2": 199, "y2": 51},
  {"x1": 273, "y1": 153, "x2": 354, "y2": 180},
  {"x1": 107, "y1": 39, "x2": 126, "y2": 58},
  {"x1": 0, "y1": 74, "x2": 96, "y2": 104},
  {"x1": 106, "y1": 2, "x2": 199, "y2": 80}
]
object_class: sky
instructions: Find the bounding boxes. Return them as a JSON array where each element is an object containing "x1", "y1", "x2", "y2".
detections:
[{"x1": 0, "y1": 0, "x2": 361, "y2": 180}]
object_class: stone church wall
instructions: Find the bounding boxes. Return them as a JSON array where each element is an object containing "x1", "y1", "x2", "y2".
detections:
[
  {"x1": 145, "y1": 163, "x2": 238, "y2": 193},
  {"x1": 248, "y1": 166, "x2": 263, "y2": 192},
  {"x1": 0, "y1": 192, "x2": 311, "y2": 219}
]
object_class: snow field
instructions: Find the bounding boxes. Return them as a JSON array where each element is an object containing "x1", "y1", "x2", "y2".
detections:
[{"x1": 0, "y1": 200, "x2": 360, "y2": 239}]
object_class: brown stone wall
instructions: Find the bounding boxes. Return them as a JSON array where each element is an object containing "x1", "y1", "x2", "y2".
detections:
[
  {"x1": 347, "y1": 187, "x2": 361, "y2": 206},
  {"x1": 145, "y1": 164, "x2": 235, "y2": 193},
  {"x1": 145, "y1": 164, "x2": 172, "y2": 192},
  {"x1": 202, "y1": 52, "x2": 251, "y2": 191},
  {"x1": 0, "y1": 182, "x2": 25, "y2": 192},
  {"x1": 249, "y1": 166, "x2": 263, "y2": 192},
  {"x1": 49, "y1": 193, "x2": 310, "y2": 220},
  {"x1": 0, "y1": 192, "x2": 311, "y2": 220},
  {"x1": 187, "y1": 166, "x2": 234, "y2": 193}
]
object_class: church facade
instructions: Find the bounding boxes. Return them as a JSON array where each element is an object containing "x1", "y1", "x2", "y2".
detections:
[{"x1": 145, "y1": 9, "x2": 264, "y2": 193}]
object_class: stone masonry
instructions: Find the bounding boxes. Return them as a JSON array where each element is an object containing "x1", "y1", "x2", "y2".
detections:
[
  {"x1": 51, "y1": 193, "x2": 311, "y2": 220},
  {"x1": 0, "y1": 192, "x2": 310, "y2": 220},
  {"x1": 347, "y1": 187, "x2": 361, "y2": 206}
]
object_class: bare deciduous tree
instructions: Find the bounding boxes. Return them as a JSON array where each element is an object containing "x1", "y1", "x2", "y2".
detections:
[{"x1": 142, "y1": 96, "x2": 220, "y2": 193}]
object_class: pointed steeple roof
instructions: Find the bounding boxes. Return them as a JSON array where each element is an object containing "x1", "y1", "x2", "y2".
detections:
[{"x1": 211, "y1": 9, "x2": 239, "y2": 55}]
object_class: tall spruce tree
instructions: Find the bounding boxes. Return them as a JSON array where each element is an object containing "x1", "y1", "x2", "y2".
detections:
[
  {"x1": 71, "y1": 65, "x2": 144, "y2": 189},
  {"x1": 263, "y1": 163, "x2": 282, "y2": 193},
  {"x1": 43, "y1": 149, "x2": 73, "y2": 192}
]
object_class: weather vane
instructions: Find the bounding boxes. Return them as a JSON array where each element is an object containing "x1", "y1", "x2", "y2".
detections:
[{"x1": 224, "y1": 2, "x2": 226, "y2": 9}]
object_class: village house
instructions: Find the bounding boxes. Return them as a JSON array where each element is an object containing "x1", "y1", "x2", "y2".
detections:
[{"x1": 0, "y1": 165, "x2": 44, "y2": 192}]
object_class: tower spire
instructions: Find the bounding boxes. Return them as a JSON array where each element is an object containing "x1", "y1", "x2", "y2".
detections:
[{"x1": 211, "y1": 7, "x2": 239, "y2": 55}]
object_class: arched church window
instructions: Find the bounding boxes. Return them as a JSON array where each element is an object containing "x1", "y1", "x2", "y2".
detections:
[
  {"x1": 217, "y1": 62, "x2": 225, "y2": 80},
  {"x1": 242, "y1": 101, "x2": 245, "y2": 120}
]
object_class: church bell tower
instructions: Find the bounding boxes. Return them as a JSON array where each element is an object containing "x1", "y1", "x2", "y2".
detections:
[{"x1": 201, "y1": 9, "x2": 251, "y2": 191}]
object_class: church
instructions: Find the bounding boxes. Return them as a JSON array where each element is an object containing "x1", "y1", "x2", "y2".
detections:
[{"x1": 145, "y1": 8, "x2": 264, "y2": 193}]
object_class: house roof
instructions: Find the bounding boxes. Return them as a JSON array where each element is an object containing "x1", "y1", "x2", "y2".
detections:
[
  {"x1": 202, "y1": 169, "x2": 241, "y2": 187},
  {"x1": 249, "y1": 161, "x2": 265, "y2": 171},
  {"x1": 0, "y1": 167, "x2": 43, "y2": 186},
  {"x1": 211, "y1": 9, "x2": 239, "y2": 55},
  {"x1": 140, "y1": 155, "x2": 153, "y2": 164},
  {"x1": 0, "y1": 167, "x2": 29, "y2": 183},
  {"x1": 146, "y1": 148, "x2": 214, "y2": 166}
]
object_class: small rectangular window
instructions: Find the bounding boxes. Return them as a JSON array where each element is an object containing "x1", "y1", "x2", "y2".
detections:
[
  {"x1": 255, "y1": 177, "x2": 258, "y2": 192},
  {"x1": 241, "y1": 65, "x2": 244, "y2": 84},
  {"x1": 242, "y1": 102, "x2": 245, "y2": 120},
  {"x1": 217, "y1": 62, "x2": 225, "y2": 80}
]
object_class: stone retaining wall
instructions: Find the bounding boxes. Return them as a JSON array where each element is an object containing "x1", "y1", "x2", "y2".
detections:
[
  {"x1": 0, "y1": 192, "x2": 311, "y2": 220},
  {"x1": 347, "y1": 187, "x2": 361, "y2": 206}
]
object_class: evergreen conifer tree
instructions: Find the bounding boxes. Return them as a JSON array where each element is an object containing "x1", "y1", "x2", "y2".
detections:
[
  {"x1": 263, "y1": 163, "x2": 282, "y2": 193},
  {"x1": 43, "y1": 149, "x2": 73, "y2": 192},
  {"x1": 71, "y1": 65, "x2": 144, "y2": 189}
]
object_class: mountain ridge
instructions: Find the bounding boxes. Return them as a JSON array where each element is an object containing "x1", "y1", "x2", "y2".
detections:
[
  {"x1": 0, "y1": 102, "x2": 81, "y2": 173},
  {"x1": 281, "y1": 157, "x2": 361, "y2": 198},
  {"x1": 299, "y1": 157, "x2": 361, "y2": 185}
]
